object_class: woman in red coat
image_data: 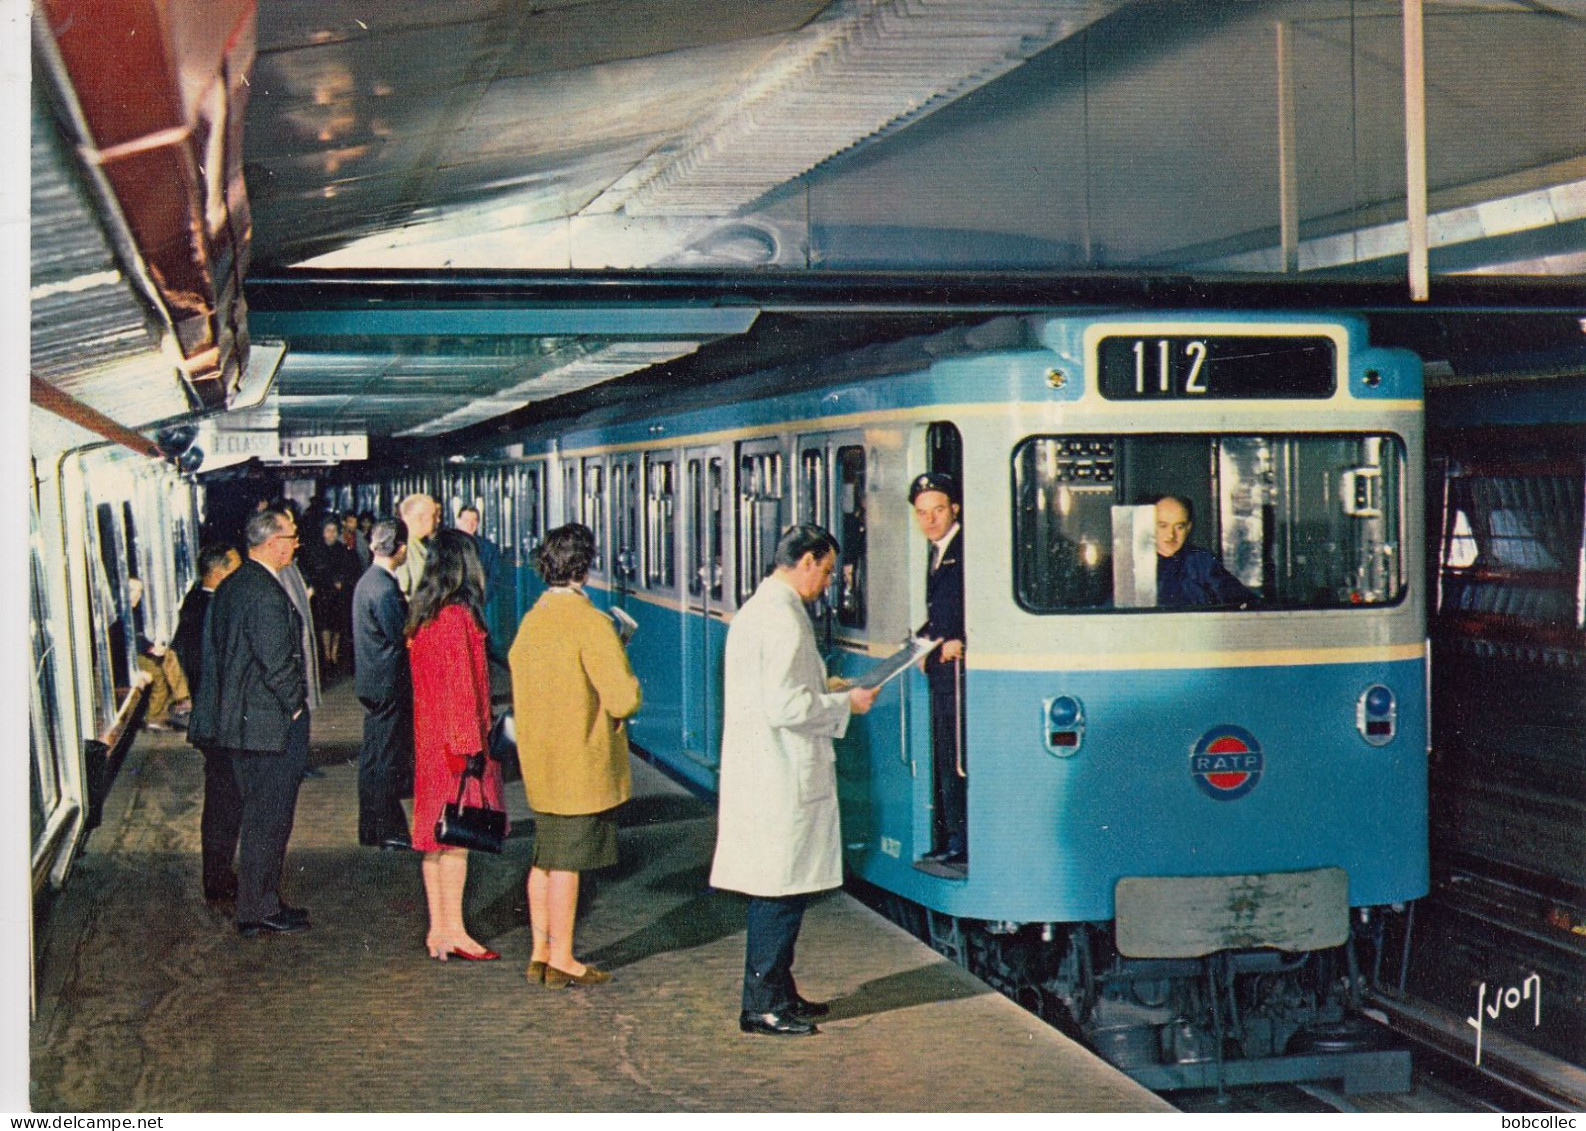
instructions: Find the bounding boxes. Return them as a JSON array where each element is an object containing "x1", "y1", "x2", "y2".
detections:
[{"x1": 406, "y1": 529, "x2": 506, "y2": 961}]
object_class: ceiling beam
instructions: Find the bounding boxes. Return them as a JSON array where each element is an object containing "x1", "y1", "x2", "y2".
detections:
[{"x1": 248, "y1": 306, "x2": 759, "y2": 338}]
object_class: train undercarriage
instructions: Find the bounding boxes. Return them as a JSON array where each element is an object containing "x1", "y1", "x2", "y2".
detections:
[{"x1": 861, "y1": 887, "x2": 1416, "y2": 1096}]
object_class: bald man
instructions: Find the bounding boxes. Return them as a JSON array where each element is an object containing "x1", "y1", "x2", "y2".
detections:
[{"x1": 1153, "y1": 496, "x2": 1256, "y2": 608}]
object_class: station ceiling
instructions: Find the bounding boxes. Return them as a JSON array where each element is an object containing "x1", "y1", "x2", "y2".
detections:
[{"x1": 30, "y1": 0, "x2": 1586, "y2": 454}]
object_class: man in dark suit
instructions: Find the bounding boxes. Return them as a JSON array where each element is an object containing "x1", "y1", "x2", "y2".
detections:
[
  {"x1": 911, "y1": 472, "x2": 968, "y2": 868},
  {"x1": 172, "y1": 543, "x2": 243, "y2": 901},
  {"x1": 186, "y1": 508, "x2": 312, "y2": 937},
  {"x1": 352, "y1": 518, "x2": 414, "y2": 850}
]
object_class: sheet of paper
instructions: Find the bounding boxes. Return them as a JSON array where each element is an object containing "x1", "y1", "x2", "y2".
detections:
[
  {"x1": 608, "y1": 605, "x2": 638, "y2": 642},
  {"x1": 849, "y1": 636, "x2": 943, "y2": 691}
]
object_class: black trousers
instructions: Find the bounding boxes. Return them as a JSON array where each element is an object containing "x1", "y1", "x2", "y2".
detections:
[
  {"x1": 742, "y1": 893, "x2": 811, "y2": 1013},
  {"x1": 930, "y1": 675, "x2": 967, "y2": 855},
  {"x1": 200, "y1": 748, "x2": 242, "y2": 894},
  {"x1": 357, "y1": 695, "x2": 412, "y2": 844},
  {"x1": 227, "y1": 711, "x2": 310, "y2": 923}
]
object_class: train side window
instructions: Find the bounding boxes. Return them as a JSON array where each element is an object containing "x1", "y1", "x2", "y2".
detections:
[
  {"x1": 705, "y1": 456, "x2": 725, "y2": 602},
  {"x1": 836, "y1": 445, "x2": 866, "y2": 629},
  {"x1": 1012, "y1": 432, "x2": 1407, "y2": 612},
  {"x1": 645, "y1": 454, "x2": 676, "y2": 590},
  {"x1": 563, "y1": 463, "x2": 581, "y2": 526},
  {"x1": 1436, "y1": 463, "x2": 1583, "y2": 624},
  {"x1": 30, "y1": 516, "x2": 65, "y2": 839},
  {"x1": 582, "y1": 459, "x2": 606, "y2": 575},
  {"x1": 519, "y1": 464, "x2": 544, "y2": 559},
  {"x1": 611, "y1": 458, "x2": 640, "y2": 585},
  {"x1": 685, "y1": 456, "x2": 726, "y2": 601},
  {"x1": 94, "y1": 502, "x2": 132, "y2": 689},
  {"x1": 799, "y1": 446, "x2": 827, "y2": 527},
  {"x1": 737, "y1": 446, "x2": 783, "y2": 604}
]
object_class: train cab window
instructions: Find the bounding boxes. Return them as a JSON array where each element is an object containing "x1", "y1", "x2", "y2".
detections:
[
  {"x1": 645, "y1": 454, "x2": 676, "y2": 589},
  {"x1": 582, "y1": 460, "x2": 606, "y2": 574},
  {"x1": 836, "y1": 445, "x2": 867, "y2": 629},
  {"x1": 1013, "y1": 433, "x2": 1407, "y2": 612},
  {"x1": 737, "y1": 447, "x2": 784, "y2": 604}
]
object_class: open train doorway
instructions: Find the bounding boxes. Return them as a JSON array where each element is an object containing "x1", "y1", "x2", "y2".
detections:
[{"x1": 915, "y1": 421, "x2": 967, "y2": 876}]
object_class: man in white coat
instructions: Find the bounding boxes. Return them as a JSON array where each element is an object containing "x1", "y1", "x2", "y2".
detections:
[{"x1": 710, "y1": 524, "x2": 879, "y2": 1037}]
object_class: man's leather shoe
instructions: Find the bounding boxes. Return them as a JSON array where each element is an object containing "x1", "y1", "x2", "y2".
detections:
[
  {"x1": 379, "y1": 834, "x2": 413, "y2": 851},
  {"x1": 237, "y1": 913, "x2": 309, "y2": 937},
  {"x1": 739, "y1": 1010, "x2": 819, "y2": 1037},
  {"x1": 788, "y1": 995, "x2": 830, "y2": 1020},
  {"x1": 275, "y1": 903, "x2": 310, "y2": 924}
]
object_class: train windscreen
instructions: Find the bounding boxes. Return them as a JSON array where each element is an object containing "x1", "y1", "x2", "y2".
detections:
[{"x1": 1012, "y1": 432, "x2": 1406, "y2": 612}]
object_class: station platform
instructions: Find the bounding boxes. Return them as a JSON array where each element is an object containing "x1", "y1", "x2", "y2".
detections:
[{"x1": 30, "y1": 674, "x2": 1173, "y2": 1113}]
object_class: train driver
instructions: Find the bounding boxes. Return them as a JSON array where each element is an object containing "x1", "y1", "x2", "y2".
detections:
[
  {"x1": 1153, "y1": 495, "x2": 1256, "y2": 608},
  {"x1": 911, "y1": 472, "x2": 967, "y2": 868}
]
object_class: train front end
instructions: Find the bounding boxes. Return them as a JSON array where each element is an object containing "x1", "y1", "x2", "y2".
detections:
[{"x1": 867, "y1": 312, "x2": 1428, "y2": 1091}]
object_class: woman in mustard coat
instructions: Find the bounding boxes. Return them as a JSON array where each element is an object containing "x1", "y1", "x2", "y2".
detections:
[{"x1": 509, "y1": 523, "x2": 641, "y2": 987}]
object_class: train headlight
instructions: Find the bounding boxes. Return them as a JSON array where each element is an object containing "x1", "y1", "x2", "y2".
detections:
[
  {"x1": 1043, "y1": 695, "x2": 1085, "y2": 757},
  {"x1": 1357, "y1": 684, "x2": 1397, "y2": 746}
]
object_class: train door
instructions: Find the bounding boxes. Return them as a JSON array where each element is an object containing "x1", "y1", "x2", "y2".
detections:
[
  {"x1": 681, "y1": 445, "x2": 728, "y2": 768},
  {"x1": 796, "y1": 431, "x2": 876, "y2": 850},
  {"x1": 636, "y1": 449, "x2": 682, "y2": 764},
  {"x1": 610, "y1": 454, "x2": 641, "y2": 613}
]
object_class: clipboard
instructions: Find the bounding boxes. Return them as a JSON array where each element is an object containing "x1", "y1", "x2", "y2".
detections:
[{"x1": 849, "y1": 637, "x2": 942, "y2": 691}]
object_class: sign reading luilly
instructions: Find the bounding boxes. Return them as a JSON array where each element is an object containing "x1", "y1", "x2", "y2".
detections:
[{"x1": 276, "y1": 434, "x2": 368, "y2": 462}]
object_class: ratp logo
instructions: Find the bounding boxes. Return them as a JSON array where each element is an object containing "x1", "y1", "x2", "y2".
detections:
[{"x1": 1190, "y1": 725, "x2": 1264, "y2": 801}]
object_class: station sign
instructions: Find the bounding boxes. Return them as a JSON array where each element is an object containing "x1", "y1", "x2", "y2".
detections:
[
  {"x1": 276, "y1": 434, "x2": 368, "y2": 462},
  {"x1": 210, "y1": 430, "x2": 282, "y2": 458}
]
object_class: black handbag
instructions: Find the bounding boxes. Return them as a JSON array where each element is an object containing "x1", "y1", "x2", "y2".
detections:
[{"x1": 434, "y1": 753, "x2": 506, "y2": 853}]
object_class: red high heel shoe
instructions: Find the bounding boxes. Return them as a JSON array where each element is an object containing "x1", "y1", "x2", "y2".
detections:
[{"x1": 447, "y1": 947, "x2": 500, "y2": 962}]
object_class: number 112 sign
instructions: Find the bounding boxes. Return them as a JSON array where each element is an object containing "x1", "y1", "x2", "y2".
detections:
[{"x1": 1096, "y1": 335, "x2": 1336, "y2": 400}]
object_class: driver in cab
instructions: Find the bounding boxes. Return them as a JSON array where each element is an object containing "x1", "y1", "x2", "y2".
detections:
[{"x1": 1154, "y1": 495, "x2": 1256, "y2": 608}]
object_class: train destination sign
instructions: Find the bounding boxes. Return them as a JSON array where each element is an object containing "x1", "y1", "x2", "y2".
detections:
[{"x1": 1096, "y1": 335, "x2": 1336, "y2": 400}]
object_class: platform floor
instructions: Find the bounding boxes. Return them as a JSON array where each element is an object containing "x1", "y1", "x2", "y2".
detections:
[{"x1": 31, "y1": 673, "x2": 1173, "y2": 1113}]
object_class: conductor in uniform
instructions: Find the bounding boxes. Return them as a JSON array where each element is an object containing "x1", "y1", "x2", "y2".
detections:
[
  {"x1": 710, "y1": 524, "x2": 879, "y2": 1037},
  {"x1": 911, "y1": 472, "x2": 967, "y2": 867}
]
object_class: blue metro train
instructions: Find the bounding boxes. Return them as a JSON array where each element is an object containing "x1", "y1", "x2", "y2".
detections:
[{"x1": 351, "y1": 310, "x2": 1428, "y2": 1091}]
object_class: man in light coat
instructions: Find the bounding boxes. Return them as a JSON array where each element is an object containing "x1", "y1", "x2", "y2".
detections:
[
  {"x1": 394, "y1": 493, "x2": 440, "y2": 597},
  {"x1": 710, "y1": 524, "x2": 878, "y2": 1037}
]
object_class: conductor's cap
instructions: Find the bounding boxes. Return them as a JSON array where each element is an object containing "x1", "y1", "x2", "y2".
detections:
[{"x1": 909, "y1": 472, "x2": 958, "y2": 503}]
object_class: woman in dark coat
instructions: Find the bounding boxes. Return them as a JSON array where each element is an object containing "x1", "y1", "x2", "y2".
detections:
[
  {"x1": 302, "y1": 515, "x2": 359, "y2": 668},
  {"x1": 406, "y1": 529, "x2": 507, "y2": 961}
]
